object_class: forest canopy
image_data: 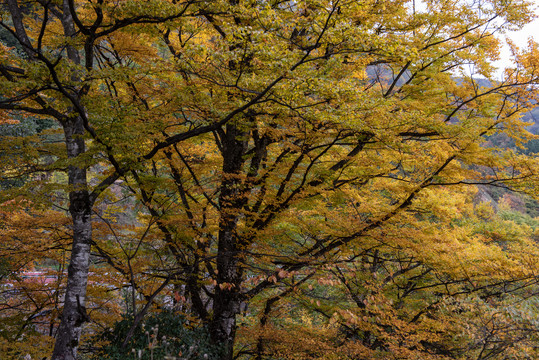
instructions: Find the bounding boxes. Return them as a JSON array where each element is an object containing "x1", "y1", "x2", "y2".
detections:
[{"x1": 2, "y1": 0, "x2": 539, "y2": 359}]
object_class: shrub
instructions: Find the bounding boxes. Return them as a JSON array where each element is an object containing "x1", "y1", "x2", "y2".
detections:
[{"x1": 92, "y1": 310, "x2": 222, "y2": 360}]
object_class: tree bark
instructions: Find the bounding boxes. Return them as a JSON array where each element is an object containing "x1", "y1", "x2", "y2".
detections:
[
  {"x1": 51, "y1": 118, "x2": 92, "y2": 360},
  {"x1": 211, "y1": 123, "x2": 249, "y2": 360}
]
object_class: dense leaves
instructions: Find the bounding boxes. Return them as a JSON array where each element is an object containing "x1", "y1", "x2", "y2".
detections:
[{"x1": 2, "y1": 0, "x2": 539, "y2": 359}]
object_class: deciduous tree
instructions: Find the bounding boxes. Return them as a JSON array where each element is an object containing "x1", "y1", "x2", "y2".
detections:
[{"x1": 2, "y1": 0, "x2": 539, "y2": 359}]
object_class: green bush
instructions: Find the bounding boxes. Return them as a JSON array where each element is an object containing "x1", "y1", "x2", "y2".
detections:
[{"x1": 93, "y1": 310, "x2": 222, "y2": 360}]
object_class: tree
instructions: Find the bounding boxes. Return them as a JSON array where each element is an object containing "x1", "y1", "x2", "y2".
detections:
[
  {"x1": 90, "y1": 0, "x2": 539, "y2": 358},
  {"x1": 2, "y1": 0, "x2": 539, "y2": 359},
  {"x1": 0, "y1": 0, "x2": 195, "y2": 358}
]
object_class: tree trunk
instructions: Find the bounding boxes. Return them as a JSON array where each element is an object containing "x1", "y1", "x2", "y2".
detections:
[
  {"x1": 51, "y1": 118, "x2": 92, "y2": 360},
  {"x1": 51, "y1": 2, "x2": 94, "y2": 358},
  {"x1": 212, "y1": 229, "x2": 243, "y2": 359},
  {"x1": 211, "y1": 123, "x2": 249, "y2": 360}
]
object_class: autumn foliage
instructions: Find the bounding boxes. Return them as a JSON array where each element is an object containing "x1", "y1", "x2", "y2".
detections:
[{"x1": 2, "y1": 0, "x2": 539, "y2": 359}]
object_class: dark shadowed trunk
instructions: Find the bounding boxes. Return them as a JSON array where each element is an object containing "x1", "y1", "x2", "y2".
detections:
[{"x1": 211, "y1": 122, "x2": 249, "y2": 360}]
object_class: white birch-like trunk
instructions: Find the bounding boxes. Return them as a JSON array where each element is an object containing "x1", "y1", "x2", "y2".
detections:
[{"x1": 51, "y1": 119, "x2": 92, "y2": 360}]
